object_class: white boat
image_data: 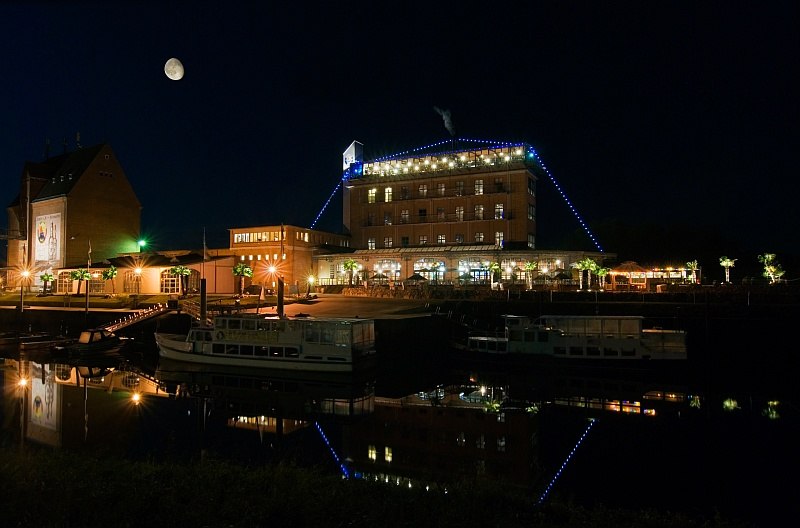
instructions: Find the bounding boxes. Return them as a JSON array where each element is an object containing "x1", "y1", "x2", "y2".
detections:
[
  {"x1": 464, "y1": 315, "x2": 687, "y2": 361},
  {"x1": 155, "y1": 314, "x2": 377, "y2": 372}
]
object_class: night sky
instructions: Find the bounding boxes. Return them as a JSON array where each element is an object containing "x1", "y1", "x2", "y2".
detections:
[{"x1": 1, "y1": 2, "x2": 797, "y2": 278}]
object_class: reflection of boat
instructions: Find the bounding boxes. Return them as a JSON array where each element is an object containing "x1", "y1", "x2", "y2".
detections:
[
  {"x1": 0, "y1": 331, "x2": 74, "y2": 354},
  {"x1": 461, "y1": 315, "x2": 687, "y2": 361},
  {"x1": 155, "y1": 314, "x2": 376, "y2": 372}
]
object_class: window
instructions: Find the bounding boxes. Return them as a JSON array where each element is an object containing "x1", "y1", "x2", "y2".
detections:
[
  {"x1": 494, "y1": 203, "x2": 504, "y2": 219},
  {"x1": 384, "y1": 446, "x2": 393, "y2": 463},
  {"x1": 401, "y1": 186, "x2": 409, "y2": 199},
  {"x1": 368, "y1": 445, "x2": 377, "y2": 461},
  {"x1": 474, "y1": 204, "x2": 484, "y2": 220},
  {"x1": 475, "y1": 232, "x2": 484, "y2": 242},
  {"x1": 495, "y1": 231, "x2": 504, "y2": 246},
  {"x1": 494, "y1": 178, "x2": 504, "y2": 192},
  {"x1": 160, "y1": 270, "x2": 180, "y2": 294},
  {"x1": 419, "y1": 184, "x2": 428, "y2": 197},
  {"x1": 437, "y1": 234, "x2": 446, "y2": 244},
  {"x1": 384, "y1": 212, "x2": 392, "y2": 225},
  {"x1": 475, "y1": 179, "x2": 483, "y2": 195},
  {"x1": 497, "y1": 436, "x2": 506, "y2": 452},
  {"x1": 401, "y1": 236, "x2": 409, "y2": 247},
  {"x1": 401, "y1": 209, "x2": 409, "y2": 223},
  {"x1": 455, "y1": 234, "x2": 464, "y2": 244},
  {"x1": 455, "y1": 206, "x2": 464, "y2": 221},
  {"x1": 368, "y1": 188, "x2": 376, "y2": 203},
  {"x1": 455, "y1": 181, "x2": 464, "y2": 196},
  {"x1": 368, "y1": 238, "x2": 376, "y2": 249},
  {"x1": 384, "y1": 237, "x2": 393, "y2": 248},
  {"x1": 528, "y1": 204, "x2": 536, "y2": 220},
  {"x1": 418, "y1": 208, "x2": 427, "y2": 221},
  {"x1": 437, "y1": 207, "x2": 445, "y2": 220},
  {"x1": 385, "y1": 187, "x2": 393, "y2": 202},
  {"x1": 419, "y1": 235, "x2": 428, "y2": 245},
  {"x1": 437, "y1": 183, "x2": 445, "y2": 196},
  {"x1": 528, "y1": 177, "x2": 536, "y2": 196},
  {"x1": 528, "y1": 233, "x2": 535, "y2": 249}
]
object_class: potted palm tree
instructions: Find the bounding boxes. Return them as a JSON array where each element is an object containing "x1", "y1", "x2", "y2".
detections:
[
  {"x1": 69, "y1": 268, "x2": 91, "y2": 296},
  {"x1": 686, "y1": 260, "x2": 700, "y2": 284},
  {"x1": 169, "y1": 265, "x2": 191, "y2": 297},
  {"x1": 102, "y1": 265, "x2": 117, "y2": 296},
  {"x1": 342, "y1": 258, "x2": 358, "y2": 286},
  {"x1": 523, "y1": 260, "x2": 538, "y2": 290},
  {"x1": 232, "y1": 262, "x2": 253, "y2": 296},
  {"x1": 39, "y1": 271, "x2": 54, "y2": 295},
  {"x1": 719, "y1": 256, "x2": 736, "y2": 284}
]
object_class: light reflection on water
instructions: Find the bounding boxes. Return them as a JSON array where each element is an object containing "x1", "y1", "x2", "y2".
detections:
[{"x1": 2, "y1": 328, "x2": 797, "y2": 527}]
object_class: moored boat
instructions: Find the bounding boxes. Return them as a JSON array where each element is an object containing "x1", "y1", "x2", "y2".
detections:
[
  {"x1": 461, "y1": 314, "x2": 687, "y2": 362},
  {"x1": 155, "y1": 313, "x2": 376, "y2": 372}
]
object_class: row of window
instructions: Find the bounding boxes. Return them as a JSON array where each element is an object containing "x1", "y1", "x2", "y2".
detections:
[
  {"x1": 366, "y1": 177, "x2": 535, "y2": 204},
  {"x1": 367, "y1": 203, "x2": 536, "y2": 226},
  {"x1": 367, "y1": 232, "x2": 504, "y2": 249}
]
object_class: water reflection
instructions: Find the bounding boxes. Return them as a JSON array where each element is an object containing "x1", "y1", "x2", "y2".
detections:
[{"x1": 1, "y1": 337, "x2": 796, "y2": 526}]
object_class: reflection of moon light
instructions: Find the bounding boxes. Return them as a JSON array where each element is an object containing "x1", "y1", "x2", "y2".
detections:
[{"x1": 164, "y1": 58, "x2": 184, "y2": 80}]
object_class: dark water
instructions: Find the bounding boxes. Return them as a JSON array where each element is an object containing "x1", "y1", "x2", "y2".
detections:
[{"x1": 2, "y1": 310, "x2": 798, "y2": 527}]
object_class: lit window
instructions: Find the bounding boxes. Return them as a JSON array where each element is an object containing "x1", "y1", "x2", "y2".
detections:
[
  {"x1": 475, "y1": 232, "x2": 484, "y2": 243},
  {"x1": 401, "y1": 209, "x2": 409, "y2": 223},
  {"x1": 368, "y1": 188, "x2": 376, "y2": 204},
  {"x1": 437, "y1": 207, "x2": 445, "y2": 220},
  {"x1": 384, "y1": 212, "x2": 392, "y2": 225},
  {"x1": 457, "y1": 432, "x2": 466, "y2": 447},
  {"x1": 437, "y1": 234, "x2": 445, "y2": 244},
  {"x1": 497, "y1": 436, "x2": 506, "y2": 452},
  {"x1": 368, "y1": 445, "x2": 377, "y2": 461},
  {"x1": 474, "y1": 179, "x2": 483, "y2": 195},
  {"x1": 455, "y1": 206, "x2": 464, "y2": 221},
  {"x1": 474, "y1": 205, "x2": 484, "y2": 220},
  {"x1": 437, "y1": 183, "x2": 445, "y2": 196},
  {"x1": 455, "y1": 234, "x2": 464, "y2": 244},
  {"x1": 494, "y1": 203, "x2": 504, "y2": 219},
  {"x1": 495, "y1": 231, "x2": 504, "y2": 246},
  {"x1": 455, "y1": 181, "x2": 464, "y2": 196},
  {"x1": 384, "y1": 237, "x2": 393, "y2": 248},
  {"x1": 419, "y1": 235, "x2": 427, "y2": 245},
  {"x1": 418, "y1": 184, "x2": 428, "y2": 197},
  {"x1": 528, "y1": 204, "x2": 535, "y2": 220},
  {"x1": 384, "y1": 446, "x2": 392, "y2": 463},
  {"x1": 385, "y1": 187, "x2": 392, "y2": 202},
  {"x1": 368, "y1": 238, "x2": 376, "y2": 250}
]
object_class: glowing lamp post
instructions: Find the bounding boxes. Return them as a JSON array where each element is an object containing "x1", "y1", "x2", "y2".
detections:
[
  {"x1": 307, "y1": 275, "x2": 315, "y2": 297},
  {"x1": 19, "y1": 269, "x2": 30, "y2": 313}
]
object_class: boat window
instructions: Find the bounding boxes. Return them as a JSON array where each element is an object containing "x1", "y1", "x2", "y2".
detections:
[
  {"x1": 554, "y1": 346, "x2": 566, "y2": 355},
  {"x1": 225, "y1": 345, "x2": 238, "y2": 355},
  {"x1": 240, "y1": 345, "x2": 254, "y2": 356},
  {"x1": 327, "y1": 356, "x2": 346, "y2": 362},
  {"x1": 255, "y1": 346, "x2": 269, "y2": 357},
  {"x1": 242, "y1": 319, "x2": 256, "y2": 331},
  {"x1": 204, "y1": 331, "x2": 213, "y2": 341},
  {"x1": 586, "y1": 347, "x2": 601, "y2": 356},
  {"x1": 285, "y1": 348, "x2": 299, "y2": 358},
  {"x1": 228, "y1": 319, "x2": 241, "y2": 330},
  {"x1": 604, "y1": 348, "x2": 619, "y2": 356},
  {"x1": 304, "y1": 324, "x2": 320, "y2": 343},
  {"x1": 569, "y1": 347, "x2": 583, "y2": 356},
  {"x1": 215, "y1": 319, "x2": 226, "y2": 329},
  {"x1": 621, "y1": 349, "x2": 636, "y2": 357},
  {"x1": 320, "y1": 326, "x2": 334, "y2": 345},
  {"x1": 305, "y1": 355, "x2": 323, "y2": 360},
  {"x1": 213, "y1": 344, "x2": 226, "y2": 354},
  {"x1": 335, "y1": 328, "x2": 351, "y2": 347},
  {"x1": 270, "y1": 347, "x2": 283, "y2": 357}
]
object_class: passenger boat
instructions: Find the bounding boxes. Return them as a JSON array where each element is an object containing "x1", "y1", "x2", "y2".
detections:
[
  {"x1": 461, "y1": 315, "x2": 687, "y2": 361},
  {"x1": 154, "y1": 313, "x2": 377, "y2": 372}
]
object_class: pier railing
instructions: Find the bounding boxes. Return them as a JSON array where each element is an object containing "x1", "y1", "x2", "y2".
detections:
[{"x1": 103, "y1": 304, "x2": 169, "y2": 332}]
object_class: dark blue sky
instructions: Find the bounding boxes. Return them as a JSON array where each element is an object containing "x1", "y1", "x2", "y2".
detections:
[{"x1": 1, "y1": 2, "x2": 797, "y2": 274}]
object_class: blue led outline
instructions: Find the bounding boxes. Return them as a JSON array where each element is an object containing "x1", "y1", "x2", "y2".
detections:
[
  {"x1": 536, "y1": 418, "x2": 598, "y2": 506},
  {"x1": 311, "y1": 137, "x2": 604, "y2": 252},
  {"x1": 315, "y1": 421, "x2": 351, "y2": 479}
]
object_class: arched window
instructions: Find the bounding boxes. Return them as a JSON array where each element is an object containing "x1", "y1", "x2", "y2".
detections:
[{"x1": 160, "y1": 270, "x2": 180, "y2": 294}]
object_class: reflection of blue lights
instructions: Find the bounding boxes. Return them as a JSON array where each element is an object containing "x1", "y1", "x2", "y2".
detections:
[
  {"x1": 315, "y1": 421, "x2": 351, "y2": 479},
  {"x1": 536, "y1": 418, "x2": 597, "y2": 506}
]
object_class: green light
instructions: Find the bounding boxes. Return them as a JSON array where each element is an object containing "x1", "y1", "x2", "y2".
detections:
[{"x1": 138, "y1": 239, "x2": 146, "y2": 248}]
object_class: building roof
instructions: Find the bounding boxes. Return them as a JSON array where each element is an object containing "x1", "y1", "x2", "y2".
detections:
[{"x1": 31, "y1": 144, "x2": 107, "y2": 201}]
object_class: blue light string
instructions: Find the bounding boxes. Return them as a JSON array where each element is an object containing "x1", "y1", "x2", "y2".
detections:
[
  {"x1": 310, "y1": 180, "x2": 342, "y2": 229},
  {"x1": 315, "y1": 421, "x2": 351, "y2": 479},
  {"x1": 528, "y1": 149, "x2": 604, "y2": 253},
  {"x1": 536, "y1": 418, "x2": 597, "y2": 506}
]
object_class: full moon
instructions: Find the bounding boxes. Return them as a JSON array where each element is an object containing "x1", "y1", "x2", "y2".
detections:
[{"x1": 164, "y1": 58, "x2": 184, "y2": 81}]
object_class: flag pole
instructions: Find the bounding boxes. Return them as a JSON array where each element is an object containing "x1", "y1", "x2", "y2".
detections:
[{"x1": 85, "y1": 238, "x2": 91, "y2": 323}]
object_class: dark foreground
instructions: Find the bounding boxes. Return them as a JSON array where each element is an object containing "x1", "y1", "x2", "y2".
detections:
[{"x1": 0, "y1": 443, "x2": 751, "y2": 528}]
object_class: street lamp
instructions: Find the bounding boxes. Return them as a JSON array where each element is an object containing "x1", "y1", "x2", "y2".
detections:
[
  {"x1": 134, "y1": 267, "x2": 142, "y2": 295},
  {"x1": 307, "y1": 275, "x2": 315, "y2": 297}
]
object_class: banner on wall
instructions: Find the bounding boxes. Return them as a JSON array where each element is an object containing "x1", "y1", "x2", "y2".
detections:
[
  {"x1": 34, "y1": 213, "x2": 61, "y2": 263},
  {"x1": 30, "y1": 363, "x2": 59, "y2": 431}
]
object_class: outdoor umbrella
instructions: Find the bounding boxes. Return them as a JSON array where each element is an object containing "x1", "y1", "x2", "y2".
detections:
[{"x1": 405, "y1": 273, "x2": 427, "y2": 282}]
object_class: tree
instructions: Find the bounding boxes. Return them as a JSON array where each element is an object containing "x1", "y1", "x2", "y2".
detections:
[
  {"x1": 69, "y1": 268, "x2": 91, "y2": 295},
  {"x1": 570, "y1": 257, "x2": 597, "y2": 290},
  {"x1": 39, "y1": 272, "x2": 54, "y2": 295},
  {"x1": 232, "y1": 263, "x2": 253, "y2": 296},
  {"x1": 342, "y1": 258, "x2": 358, "y2": 286},
  {"x1": 523, "y1": 260, "x2": 538, "y2": 289},
  {"x1": 595, "y1": 267, "x2": 610, "y2": 289},
  {"x1": 719, "y1": 256, "x2": 736, "y2": 283},
  {"x1": 102, "y1": 265, "x2": 118, "y2": 295},
  {"x1": 169, "y1": 265, "x2": 191, "y2": 297},
  {"x1": 488, "y1": 261, "x2": 501, "y2": 289},
  {"x1": 758, "y1": 253, "x2": 785, "y2": 284},
  {"x1": 686, "y1": 260, "x2": 700, "y2": 284}
]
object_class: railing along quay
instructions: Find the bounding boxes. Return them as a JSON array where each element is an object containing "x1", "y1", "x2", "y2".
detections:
[{"x1": 103, "y1": 304, "x2": 169, "y2": 332}]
